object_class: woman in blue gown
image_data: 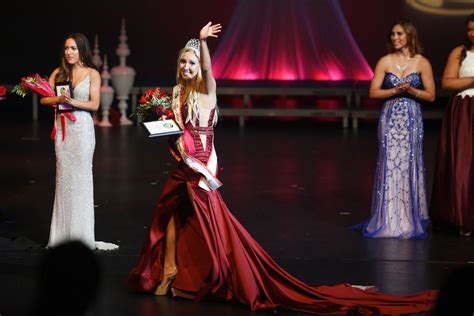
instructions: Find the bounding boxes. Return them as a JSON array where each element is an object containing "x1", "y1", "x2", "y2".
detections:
[{"x1": 356, "y1": 19, "x2": 435, "y2": 238}]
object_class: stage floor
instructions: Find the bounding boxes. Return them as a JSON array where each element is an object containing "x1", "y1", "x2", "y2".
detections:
[{"x1": 1, "y1": 118, "x2": 473, "y2": 315}]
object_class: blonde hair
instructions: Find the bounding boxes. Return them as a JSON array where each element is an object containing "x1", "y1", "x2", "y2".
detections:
[
  {"x1": 176, "y1": 48, "x2": 201, "y2": 127},
  {"x1": 175, "y1": 48, "x2": 218, "y2": 127}
]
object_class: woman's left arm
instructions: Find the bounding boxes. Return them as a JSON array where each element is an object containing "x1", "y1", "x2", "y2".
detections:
[
  {"x1": 407, "y1": 57, "x2": 436, "y2": 102},
  {"x1": 199, "y1": 22, "x2": 222, "y2": 100},
  {"x1": 69, "y1": 69, "x2": 101, "y2": 111}
]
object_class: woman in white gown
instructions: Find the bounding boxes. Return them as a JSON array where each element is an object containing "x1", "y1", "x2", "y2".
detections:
[{"x1": 40, "y1": 33, "x2": 118, "y2": 250}]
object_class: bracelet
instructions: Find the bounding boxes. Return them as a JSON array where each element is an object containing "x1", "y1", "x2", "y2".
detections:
[{"x1": 415, "y1": 89, "x2": 421, "y2": 98}]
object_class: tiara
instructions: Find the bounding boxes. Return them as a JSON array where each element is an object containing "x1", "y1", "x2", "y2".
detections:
[{"x1": 185, "y1": 38, "x2": 200, "y2": 55}]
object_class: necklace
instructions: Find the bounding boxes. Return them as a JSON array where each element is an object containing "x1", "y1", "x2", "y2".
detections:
[
  {"x1": 395, "y1": 63, "x2": 408, "y2": 72},
  {"x1": 395, "y1": 56, "x2": 411, "y2": 72}
]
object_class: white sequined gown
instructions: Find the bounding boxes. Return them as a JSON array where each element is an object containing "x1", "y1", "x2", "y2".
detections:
[{"x1": 47, "y1": 76, "x2": 118, "y2": 250}]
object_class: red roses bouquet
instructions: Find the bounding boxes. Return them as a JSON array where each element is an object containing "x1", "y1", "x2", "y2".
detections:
[
  {"x1": 133, "y1": 87, "x2": 173, "y2": 122},
  {"x1": 11, "y1": 73, "x2": 55, "y2": 98},
  {"x1": 0, "y1": 85, "x2": 6, "y2": 100},
  {"x1": 11, "y1": 73, "x2": 76, "y2": 141}
]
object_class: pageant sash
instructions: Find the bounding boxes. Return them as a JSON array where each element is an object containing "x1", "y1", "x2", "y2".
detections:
[{"x1": 170, "y1": 85, "x2": 222, "y2": 191}]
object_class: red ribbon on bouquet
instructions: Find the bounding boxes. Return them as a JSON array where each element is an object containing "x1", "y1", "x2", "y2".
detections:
[
  {"x1": 12, "y1": 74, "x2": 76, "y2": 141},
  {"x1": 51, "y1": 109, "x2": 77, "y2": 142}
]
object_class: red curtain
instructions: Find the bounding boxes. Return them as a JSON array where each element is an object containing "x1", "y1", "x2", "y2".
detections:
[{"x1": 213, "y1": 0, "x2": 373, "y2": 81}]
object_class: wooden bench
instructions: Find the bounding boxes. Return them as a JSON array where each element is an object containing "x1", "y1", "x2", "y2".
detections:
[
  {"x1": 352, "y1": 81, "x2": 451, "y2": 129},
  {"x1": 131, "y1": 83, "x2": 354, "y2": 128},
  {"x1": 350, "y1": 108, "x2": 445, "y2": 129},
  {"x1": 21, "y1": 82, "x2": 451, "y2": 130}
]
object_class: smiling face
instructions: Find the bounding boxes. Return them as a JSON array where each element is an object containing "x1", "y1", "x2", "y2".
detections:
[
  {"x1": 390, "y1": 24, "x2": 408, "y2": 51},
  {"x1": 179, "y1": 50, "x2": 200, "y2": 81},
  {"x1": 64, "y1": 38, "x2": 80, "y2": 66}
]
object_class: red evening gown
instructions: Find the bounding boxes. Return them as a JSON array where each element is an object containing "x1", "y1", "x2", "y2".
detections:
[
  {"x1": 128, "y1": 95, "x2": 436, "y2": 315},
  {"x1": 431, "y1": 51, "x2": 474, "y2": 233}
]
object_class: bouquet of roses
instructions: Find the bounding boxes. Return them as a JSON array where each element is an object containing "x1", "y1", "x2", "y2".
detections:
[
  {"x1": 11, "y1": 73, "x2": 55, "y2": 98},
  {"x1": 133, "y1": 87, "x2": 174, "y2": 122},
  {"x1": 0, "y1": 85, "x2": 6, "y2": 100},
  {"x1": 11, "y1": 73, "x2": 76, "y2": 141}
]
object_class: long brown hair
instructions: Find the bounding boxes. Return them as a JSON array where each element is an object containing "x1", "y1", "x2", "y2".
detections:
[
  {"x1": 387, "y1": 19, "x2": 422, "y2": 57},
  {"x1": 460, "y1": 14, "x2": 474, "y2": 64},
  {"x1": 55, "y1": 33, "x2": 97, "y2": 84}
]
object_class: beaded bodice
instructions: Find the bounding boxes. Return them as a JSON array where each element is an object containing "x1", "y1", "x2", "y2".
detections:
[
  {"x1": 382, "y1": 72, "x2": 423, "y2": 91},
  {"x1": 182, "y1": 104, "x2": 216, "y2": 164},
  {"x1": 73, "y1": 76, "x2": 90, "y2": 101}
]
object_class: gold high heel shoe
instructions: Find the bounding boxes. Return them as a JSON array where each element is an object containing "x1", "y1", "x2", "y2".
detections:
[{"x1": 154, "y1": 266, "x2": 178, "y2": 296}]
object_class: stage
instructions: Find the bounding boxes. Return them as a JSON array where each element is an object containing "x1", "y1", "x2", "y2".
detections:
[{"x1": 1, "y1": 118, "x2": 473, "y2": 315}]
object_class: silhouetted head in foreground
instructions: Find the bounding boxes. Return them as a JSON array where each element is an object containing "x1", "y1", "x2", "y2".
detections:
[
  {"x1": 433, "y1": 264, "x2": 474, "y2": 316},
  {"x1": 30, "y1": 240, "x2": 101, "y2": 316}
]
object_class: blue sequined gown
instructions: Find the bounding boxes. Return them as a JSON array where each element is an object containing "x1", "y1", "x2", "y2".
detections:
[{"x1": 358, "y1": 72, "x2": 429, "y2": 239}]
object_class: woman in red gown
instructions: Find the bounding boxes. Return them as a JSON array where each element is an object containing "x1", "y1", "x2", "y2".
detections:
[
  {"x1": 430, "y1": 14, "x2": 474, "y2": 237},
  {"x1": 127, "y1": 22, "x2": 436, "y2": 315}
]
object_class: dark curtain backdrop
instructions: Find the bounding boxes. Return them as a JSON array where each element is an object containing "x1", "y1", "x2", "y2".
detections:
[{"x1": 0, "y1": 0, "x2": 470, "y2": 85}]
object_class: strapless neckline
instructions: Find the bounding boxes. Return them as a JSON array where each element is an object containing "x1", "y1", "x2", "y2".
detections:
[{"x1": 385, "y1": 72, "x2": 420, "y2": 81}]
